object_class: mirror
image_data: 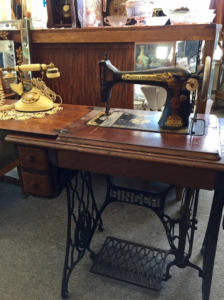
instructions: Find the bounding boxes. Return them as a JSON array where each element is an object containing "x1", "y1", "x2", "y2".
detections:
[{"x1": 0, "y1": 40, "x2": 16, "y2": 69}]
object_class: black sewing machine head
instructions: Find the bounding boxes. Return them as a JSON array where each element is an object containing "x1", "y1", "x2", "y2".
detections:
[{"x1": 99, "y1": 53, "x2": 207, "y2": 132}]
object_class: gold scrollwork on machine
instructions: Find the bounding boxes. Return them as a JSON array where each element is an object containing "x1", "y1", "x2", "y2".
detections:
[
  {"x1": 165, "y1": 111, "x2": 183, "y2": 128},
  {"x1": 121, "y1": 72, "x2": 173, "y2": 82},
  {"x1": 0, "y1": 31, "x2": 9, "y2": 40}
]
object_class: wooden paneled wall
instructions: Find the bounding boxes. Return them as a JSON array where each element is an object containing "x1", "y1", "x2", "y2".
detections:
[{"x1": 32, "y1": 43, "x2": 135, "y2": 109}]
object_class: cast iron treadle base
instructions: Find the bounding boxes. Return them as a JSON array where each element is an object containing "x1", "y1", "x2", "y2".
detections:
[{"x1": 90, "y1": 236, "x2": 170, "y2": 291}]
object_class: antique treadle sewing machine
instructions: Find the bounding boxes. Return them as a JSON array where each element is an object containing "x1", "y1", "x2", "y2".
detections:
[
  {"x1": 0, "y1": 56, "x2": 220, "y2": 300},
  {"x1": 58, "y1": 54, "x2": 220, "y2": 300},
  {"x1": 87, "y1": 53, "x2": 211, "y2": 136}
]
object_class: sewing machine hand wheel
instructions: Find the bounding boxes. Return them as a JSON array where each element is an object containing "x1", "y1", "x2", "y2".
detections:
[{"x1": 200, "y1": 56, "x2": 211, "y2": 102}]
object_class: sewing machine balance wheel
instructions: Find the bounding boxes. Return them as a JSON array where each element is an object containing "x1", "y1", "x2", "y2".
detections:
[{"x1": 200, "y1": 56, "x2": 211, "y2": 102}]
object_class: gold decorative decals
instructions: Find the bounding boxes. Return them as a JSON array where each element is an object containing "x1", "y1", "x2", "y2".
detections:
[
  {"x1": 130, "y1": 118, "x2": 150, "y2": 125},
  {"x1": 165, "y1": 111, "x2": 183, "y2": 128},
  {"x1": 87, "y1": 111, "x2": 110, "y2": 126},
  {"x1": 16, "y1": 46, "x2": 23, "y2": 66},
  {"x1": 0, "y1": 31, "x2": 9, "y2": 40},
  {"x1": 121, "y1": 72, "x2": 173, "y2": 82}
]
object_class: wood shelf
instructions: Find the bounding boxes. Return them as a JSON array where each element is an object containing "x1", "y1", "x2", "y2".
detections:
[{"x1": 8, "y1": 24, "x2": 222, "y2": 44}]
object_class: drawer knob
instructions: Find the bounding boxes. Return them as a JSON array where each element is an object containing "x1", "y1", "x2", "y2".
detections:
[
  {"x1": 30, "y1": 183, "x2": 38, "y2": 189},
  {"x1": 26, "y1": 156, "x2": 34, "y2": 163}
]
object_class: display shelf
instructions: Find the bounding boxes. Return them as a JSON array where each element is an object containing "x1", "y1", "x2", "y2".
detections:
[{"x1": 8, "y1": 24, "x2": 221, "y2": 44}]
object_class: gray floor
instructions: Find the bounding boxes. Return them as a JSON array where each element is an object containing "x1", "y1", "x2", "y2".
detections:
[{"x1": 0, "y1": 174, "x2": 224, "y2": 300}]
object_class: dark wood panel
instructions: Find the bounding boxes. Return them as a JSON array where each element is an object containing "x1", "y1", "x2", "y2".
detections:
[
  {"x1": 56, "y1": 149, "x2": 216, "y2": 190},
  {"x1": 31, "y1": 43, "x2": 135, "y2": 108},
  {"x1": 22, "y1": 172, "x2": 54, "y2": 197},
  {"x1": 18, "y1": 145, "x2": 50, "y2": 171}
]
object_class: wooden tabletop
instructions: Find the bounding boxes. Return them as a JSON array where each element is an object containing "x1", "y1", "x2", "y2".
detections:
[
  {"x1": 2, "y1": 104, "x2": 224, "y2": 175},
  {"x1": 57, "y1": 108, "x2": 221, "y2": 162},
  {"x1": 0, "y1": 104, "x2": 92, "y2": 136}
]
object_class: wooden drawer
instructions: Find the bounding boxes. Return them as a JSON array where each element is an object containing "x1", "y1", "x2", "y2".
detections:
[
  {"x1": 18, "y1": 146, "x2": 50, "y2": 171},
  {"x1": 22, "y1": 172, "x2": 54, "y2": 198}
]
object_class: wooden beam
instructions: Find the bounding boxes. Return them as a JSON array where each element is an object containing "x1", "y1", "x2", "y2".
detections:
[
  {"x1": 0, "y1": 159, "x2": 20, "y2": 178},
  {"x1": 8, "y1": 24, "x2": 222, "y2": 44}
]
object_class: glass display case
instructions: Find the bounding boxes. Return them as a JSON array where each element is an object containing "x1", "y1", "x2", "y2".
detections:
[
  {"x1": 134, "y1": 42, "x2": 175, "y2": 110},
  {"x1": 0, "y1": 40, "x2": 16, "y2": 69},
  {"x1": 135, "y1": 42, "x2": 175, "y2": 70},
  {"x1": 134, "y1": 38, "x2": 218, "y2": 111}
]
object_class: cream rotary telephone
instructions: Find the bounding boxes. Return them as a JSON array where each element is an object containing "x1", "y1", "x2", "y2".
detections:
[{"x1": 0, "y1": 63, "x2": 62, "y2": 112}]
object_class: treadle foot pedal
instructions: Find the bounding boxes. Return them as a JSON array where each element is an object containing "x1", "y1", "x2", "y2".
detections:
[{"x1": 90, "y1": 236, "x2": 170, "y2": 291}]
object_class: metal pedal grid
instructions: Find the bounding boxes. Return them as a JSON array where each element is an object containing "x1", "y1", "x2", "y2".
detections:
[
  {"x1": 90, "y1": 236, "x2": 170, "y2": 291},
  {"x1": 91, "y1": 176, "x2": 174, "y2": 291}
]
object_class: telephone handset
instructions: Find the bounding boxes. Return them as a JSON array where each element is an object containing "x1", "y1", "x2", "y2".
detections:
[{"x1": 0, "y1": 62, "x2": 62, "y2": 112}]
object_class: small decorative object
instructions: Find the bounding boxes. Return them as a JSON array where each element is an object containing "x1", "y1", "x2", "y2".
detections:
[
  {"x1": 102, "y1": 0, "x2": 136, "y2": 26},
  {"x1": 125, "y1": 0, "x2": 154, "y2": 25},
  {"x1": 0, "y1": 64, "x2": 10, "y2": 94},
  {"x1": 4, "y1": 69, "x2": 17, "y2": 92},
  {"x1": 78, "y1": 0, "x2": 103, "y2": 27},
  {"x1": 62, "y1": 0, "x2": 71, "y2": 18},
  {"x1": 16, "y1": 46, "x2": 23, "y2": 66},
  {"x1": 0, "y1": 62, "x2": 63, "y2": 120},
  {"x1": 0, "y1": 31, "x2": 9, "y2": 40},
  {"x1": 25, "y1": 12, "x2": 34, "y2": 30},
  {"x1": 136, "y1": 46, "x2": 149, "y2": 69},
  {"x1": 46, "y1": 0, "x2": 79, "y2": 28},
  {"x1": 104, "y1": 15, "x2": 131, "y2": 26}
]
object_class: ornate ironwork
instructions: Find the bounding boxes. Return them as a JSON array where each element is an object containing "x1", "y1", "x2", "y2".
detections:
[
  {"x1": 61, "y1": 172, "x2": 222, "y2": 300},
  {"x1": 163, "y1": 188, "x2": 203, "y2": 280},
  {"x1": 91, "y1": 236, "x2": 170, "y2": 291},
  {"x1": 61, "y1": 170, "x2": 103, "y2": 299},
  {"x1": 104, "y1": 178, "x2": 203, "y2": 275},
  {"x1": 105, "y1": 176, "x2": 173, "y2": 211}
]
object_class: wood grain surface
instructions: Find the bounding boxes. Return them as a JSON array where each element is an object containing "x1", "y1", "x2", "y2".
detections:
[
  {"x1": 0, "y1": 103, "x2": 91, "y2": 135},
  {"x1": 8, "y1": 24, "x2": 221, "y2": 44},
  {"x1": 57, "y1": 108, "x2": 221, "y2": 161},
  {"x1": 31, "y1": 43, "x2": 134, "y2": 108}
]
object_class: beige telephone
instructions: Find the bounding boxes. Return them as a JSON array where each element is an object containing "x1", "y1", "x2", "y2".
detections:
[{"x1": 0, "y1": 62, "x2": 62, "y2": 112}]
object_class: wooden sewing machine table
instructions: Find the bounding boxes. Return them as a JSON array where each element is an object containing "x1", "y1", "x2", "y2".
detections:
[{"x1": 1, "y1": 104, "x2": 224, "y2": 300}]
